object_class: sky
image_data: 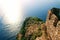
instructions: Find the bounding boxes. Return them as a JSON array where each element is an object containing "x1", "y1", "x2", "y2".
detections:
[
  {"x1": 0, "y1": 0, "x2": 60, "y2": 24},
  {"x1": 0, "y1": 0, "x2": 22, "y2": 24}
]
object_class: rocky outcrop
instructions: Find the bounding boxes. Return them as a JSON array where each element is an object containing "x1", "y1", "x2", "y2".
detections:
[
  {"x1": 36, "y1": 8, "x2": 60, "y2": 40},
  {"x1": 17, "y1": 8, "x2": 60, "y2": 40},
  {"x1": 16, "y1": 17, "x2": 43, "y2": 40},
  {"x1": 16, "y1": 33, "x2": 22, "y2": 40},
  {"x1": 45, "y1": 8, "x2": 60, "y2": 40}
]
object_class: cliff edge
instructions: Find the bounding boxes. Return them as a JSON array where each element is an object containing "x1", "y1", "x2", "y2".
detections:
[{"x1": 17, "y1": 8, "x2": 60, "y2": 40}]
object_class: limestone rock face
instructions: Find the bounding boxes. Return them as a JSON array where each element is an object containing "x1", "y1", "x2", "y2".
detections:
[
  {"x1": 35, "y1": 24, "x2": 47, "y2": 40},
  {"x1": 25, "y1": 24, "x2": 39, "y2": 37},
  {"x1": 46, "y1": 8, "x2": 60, "y2": 40},
  {"x1": 17, "y1": 33, "x2": 22, "y2": 40},
  {"x1": 17, "y1": 8, "x2": 60, "y2": 40},
  {"x1": 35, "y1": 8, "x2": 60, "y2": 40}
]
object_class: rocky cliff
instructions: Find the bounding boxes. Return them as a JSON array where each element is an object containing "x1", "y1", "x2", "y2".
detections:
[
  {"x1": 45, "y1": 8, "x2": 60, "y2": 40},
  {"x1": 17, "y1": 8, "x2": 60, "y2": 40}
]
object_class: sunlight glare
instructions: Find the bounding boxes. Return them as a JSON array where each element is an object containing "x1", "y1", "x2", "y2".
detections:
[{"x1": 1, "y1": 0, "x2": 23, "y2": 25}]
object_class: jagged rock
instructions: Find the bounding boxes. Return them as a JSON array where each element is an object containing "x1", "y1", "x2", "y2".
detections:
[
  {"x1": 46, "y1": 8, "x2": 60, "y2": 40},
  {"x1": 17, "y1": 8, "x2": 60, "y2": 40},
  {"x1": 25, "y1": 24, "x2": 39, "y2": 37},
  {"x1": 35, "y1": 24, "x2": 47, "y2": 40},
  {"x1": 16, "y1": 33, "x2": 22, "y2": 40},
  {"x1": 35, "y1": 8, "x2": 60, "y2": 40},
  {"x1": 18, "y1": 17, "x2": 43, "y2": 40}
]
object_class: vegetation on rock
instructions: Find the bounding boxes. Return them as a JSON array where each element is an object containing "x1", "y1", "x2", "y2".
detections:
[
  {"x1": 17, "y1": 17, "x2": 44, "y2": 40},
  {"x1": 17, "y1": 8, "x2": 60, "y2": 40},
  {"x1": 51, "y1": 8, "x2": 60, "y2": 20}
]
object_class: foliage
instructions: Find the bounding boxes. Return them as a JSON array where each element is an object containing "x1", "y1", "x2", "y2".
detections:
[
  {"x1": 51, "y1": 8, "x2": 60, "y2": 20},
  {"x1": 19, "y1": 17, "x2": 43, "y2": 40},
  {"x1": 31, "y1": 32, "x2": 42, "y2": 40}
]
